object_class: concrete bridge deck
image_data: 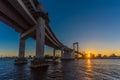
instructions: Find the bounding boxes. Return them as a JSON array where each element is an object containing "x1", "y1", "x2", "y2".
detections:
[{"x1": 0, "y1": 0, "x2": 70, "y2": 50}]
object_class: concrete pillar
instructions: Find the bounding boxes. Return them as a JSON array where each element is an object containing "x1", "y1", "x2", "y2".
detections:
[
  {"x1": 36, "y1": 17, "x2": 45, "y2": 58},
  {"x1": 61, "y1": 50, "x2": 75, "y2": 60},
  {"x1": 61, "y1": 48, "x2": 64, "y2": 58},
  {"x1": 73, "y1": 43, "x2": 75, "y2": 51},
  {"x1": 18, "y1": 37, "x2": 25, "y2": 58},
  {"x1": 71, "y1": 51, "x2": 75, "y2": 59},
  {"x1": 53, "y1": 48, "x2": 56, "y2": 60},
  {"x1": 62, "y1": 51, "x2": 69, "y2": 59}
]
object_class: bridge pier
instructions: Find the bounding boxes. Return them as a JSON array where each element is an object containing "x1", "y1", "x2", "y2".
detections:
[
  {"x1": 53, "y1": 48, "x2": 56, "y2": 61},
  {"x1": 30, "y1": 17, "x2": 48, "y2": 68},
  {"x1": 19, "y1": 38, "x2": 25, "y2": 58},
  {"x1": 14, "y1": 36, "x2": 27, "y2": 65},
  {"x1": 61, "y1": 48, "x2": 64, "y2": 58},
  {"x1": 36, "y1": 17, "x2": 45, "y2": 58},
  {"x1": 61, "y1": 50, "x2": 75, "y2": 60},
  {"x1": 52, "y1": 48, "x2": 59, "y2": 64}
]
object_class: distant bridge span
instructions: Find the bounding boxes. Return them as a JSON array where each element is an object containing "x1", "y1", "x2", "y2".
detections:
[{"x1": 0, "y1": 0, "x2": 80, "y2": 66}]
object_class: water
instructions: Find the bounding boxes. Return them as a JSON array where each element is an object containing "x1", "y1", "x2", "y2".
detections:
[{"x1": 0, "y1": 59, "x2": 120, "y2": 80}]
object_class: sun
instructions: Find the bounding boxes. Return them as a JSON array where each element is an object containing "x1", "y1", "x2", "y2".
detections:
[{"x1": 87, "y1": 53, "x2": 91, "y2": 59}]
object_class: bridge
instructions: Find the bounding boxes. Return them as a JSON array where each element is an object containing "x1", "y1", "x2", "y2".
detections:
[{"x1": 0, "y1": 0, "x2": 80, "y2": 68}]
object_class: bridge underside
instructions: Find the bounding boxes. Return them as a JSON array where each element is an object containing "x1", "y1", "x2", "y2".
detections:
[{"x1": 0, "y1": 0, "x2": 63, "y2": 49}]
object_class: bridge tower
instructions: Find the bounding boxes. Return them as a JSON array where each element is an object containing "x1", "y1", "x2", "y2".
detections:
[{"x1": 73, "y1": 42, "x2": 79, "y2": 52}]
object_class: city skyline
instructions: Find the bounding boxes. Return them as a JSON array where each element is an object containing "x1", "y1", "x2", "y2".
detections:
[{"x1": 1, "y1": 0, "x2": 120, "y2": 56}]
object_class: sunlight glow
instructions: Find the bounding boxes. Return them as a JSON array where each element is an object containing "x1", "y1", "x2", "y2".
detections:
[{"x1": 87, "y1": 53, "x2": 91, "y2": 59}]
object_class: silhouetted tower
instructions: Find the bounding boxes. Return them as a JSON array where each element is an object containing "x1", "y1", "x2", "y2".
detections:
[{"x1": 73, "y1": 42, "x2": 79, "y2": 52}]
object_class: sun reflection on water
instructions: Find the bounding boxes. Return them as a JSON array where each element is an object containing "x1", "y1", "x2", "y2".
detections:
[
  {"x1": 86, "y1": 59, "x2": 92, "y2": 72},
  {"x1": 84, "y1": 59, "x2": 93, "y2": 80}
]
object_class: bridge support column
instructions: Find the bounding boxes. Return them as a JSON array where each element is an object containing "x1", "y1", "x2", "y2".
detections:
[
  {"x1": 52, "y1": 48, "x2": 59, "y2": 64},
  {"x1": 36, "y1": 17, "x2": 45, "y2": 58},
  {"x1": 19, "y1": 38, "x2": 25, "y2": 58},
  {"x1": 30, "y1": 17, "x2": 48, "y2": 68},
  {"x1": 53, "y1": 48, "x2": 56, "y2": 61},
  {"x1": 61, "y1": 48, "x2": 64, "y2": 58},
  {"x1": 14, "y1": 35, "x2": 27, "y2": 65}
]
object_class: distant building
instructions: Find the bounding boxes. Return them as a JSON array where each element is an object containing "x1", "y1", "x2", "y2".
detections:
[
  {"x1": 97, "y1": 54, "x2": 102, "y2": 59},
  {"x1": 109, "y1": 54, "x2": 119, "y2": 59},
  {"x1": 91, "y1": 53, "x2": 95, "y2": 58},
  {"x1": 103, "y1": 55, "x2": 108, "y2": 59}
]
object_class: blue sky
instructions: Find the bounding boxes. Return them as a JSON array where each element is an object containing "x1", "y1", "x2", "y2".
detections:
[{"x1": 1, "y1": 0, "x2": 120, "y2": 56}]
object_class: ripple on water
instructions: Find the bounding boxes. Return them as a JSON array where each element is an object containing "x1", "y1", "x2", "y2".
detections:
[
  {"x1": 47, "y1": 63, "x2": 63, "y2": 80},
  {"x1": 1, "y1": 59, "x2": 120, "y2": 80}
]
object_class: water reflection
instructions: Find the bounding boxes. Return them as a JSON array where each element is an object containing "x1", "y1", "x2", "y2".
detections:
[
  {"x1": 1, "y1": 59, "x2": 120, "y2": 80},
  {"x1": 86, "y1": 59, "x2": 92, "y2": 72},
  {"x1": 84, "y1": 59, "x2": 93, "y2": 80},
  {"x1": 13, "y1": 65, "x2": 30, "y2": 80},
  {"x1": 30, "y1": 68, "x2": 48, "y2": 80}
]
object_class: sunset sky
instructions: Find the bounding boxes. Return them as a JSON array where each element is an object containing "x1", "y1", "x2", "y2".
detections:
[{"x1": 1, "y1": 0, "x2": 120, "y2": 57}]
